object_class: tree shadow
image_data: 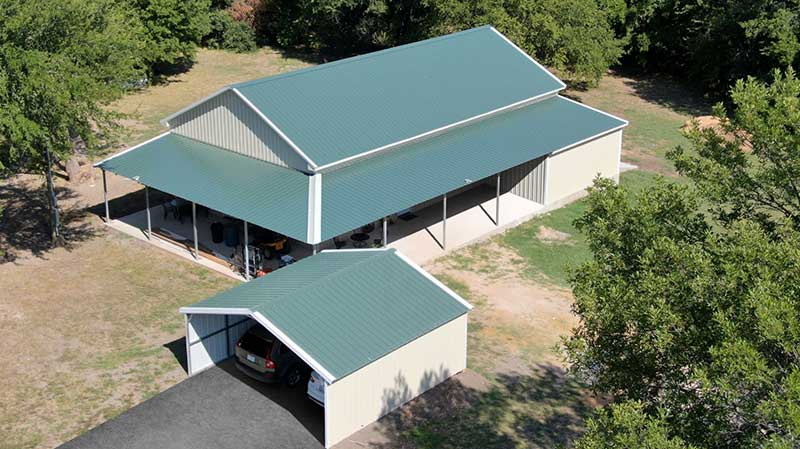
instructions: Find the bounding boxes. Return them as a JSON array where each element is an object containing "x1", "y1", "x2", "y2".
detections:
[
  {"x1": 614, "y1": 68, "x2": 711, "y2": 117},
  {"x1": 0, "y1": 179, "x2": 100, "y2": 263},
  {"x1": 370, "y1": 363, "x2": 597, "y2": 449}
]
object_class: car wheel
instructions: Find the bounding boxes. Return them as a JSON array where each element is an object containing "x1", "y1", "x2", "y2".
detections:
[{"x1": 284, "y1": 365, "x2": 302, "y2": 387}]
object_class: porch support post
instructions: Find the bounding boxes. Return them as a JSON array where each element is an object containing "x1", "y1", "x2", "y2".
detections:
[
  {"x1": 312, "y1": 244, "x2": 317, "y2": 255},
  {"x1": 145, "y1": 186, "x2": 152, "y2": 239},
  {"x1": 382, "y1": 217, "x2": 388, "y2": 247},
  {"x1": 243, "y1": 220, "x2": 250, "y2": 280},
  {"x1": 442, "y1": 193, "x2": 447, "y2": 250},
  {"x1": 192, "y1": 202, "x2": 198, "y2": 259},
  {"x1": 102, "y1": 169, "x2": 110, "y2": 222},
  {"x1": 495, "y1": 173, "x2": 501, "y2": 226}
]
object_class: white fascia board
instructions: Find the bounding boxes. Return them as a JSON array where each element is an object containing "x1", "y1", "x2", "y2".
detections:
[
  {"x1": 548, "y1": 124, "x2": 627, "y2": 157},
  {"x1": 179, "y1": 306, "x2": 252, "y2": 316},
  {"x1": 489, "y1": 26, "x2": 567, "y2": 90},
  {"x1": 231, "y1": 88, "x2": 319, "y2": 171},
  {"x1": 319, "y1": 248, "x2": 388, "y2": 253},
  {"x1": 557, "y1": 95, "x2": 629, "y2": 126},
  {"x1": 314, "y1": 89, "x2": 560, "y2": 172},
  {"x1": 93, "y1": 131, "x2": 172, "y2": 167},
  {"x1": 252, "y1": 311, "x2": 337, "y2": 384},
  {"x1": 393, "y1": 250, "x2": 474, "y2": 311},
  {"x1": 161, "y1": 87, "x2": 232, "y2": 126},
  {"x1": 307, "y1": 173, "x2": 323, "y2": 244}
]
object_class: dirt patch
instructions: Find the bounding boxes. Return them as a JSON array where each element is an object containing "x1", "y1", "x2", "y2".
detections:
[
  {"x1": 683, "y1": 115, "x2": 753, "y2": 152},
  {"x1": 536, "y1": 226, "x2": 572, "y2": 243}
]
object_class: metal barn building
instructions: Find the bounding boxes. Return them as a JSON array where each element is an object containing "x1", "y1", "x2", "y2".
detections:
[{"x1": 179, "y1": 248, "x2": 471, "y2": 447}]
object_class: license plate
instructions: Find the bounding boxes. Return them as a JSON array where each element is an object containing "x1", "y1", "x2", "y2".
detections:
[{"x1": 246, "y1": 354, "x2": 256, "y2": 363}]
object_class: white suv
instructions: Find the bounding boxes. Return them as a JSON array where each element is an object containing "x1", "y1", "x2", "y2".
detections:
[{"x1": 307, "y1": 371, "x2": 325, "y2": 406}]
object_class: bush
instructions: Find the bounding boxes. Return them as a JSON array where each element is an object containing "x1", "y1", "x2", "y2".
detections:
[{"x1": 205, "y1": 10, "x2": 257, "y2": 53}]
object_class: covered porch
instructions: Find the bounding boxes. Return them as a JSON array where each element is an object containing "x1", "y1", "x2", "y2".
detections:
[{"x1": 104, "y1": 178, "x2": 544, "y2": 279}]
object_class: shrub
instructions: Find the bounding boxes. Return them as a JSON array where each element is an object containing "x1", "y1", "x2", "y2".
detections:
[{"x1": 205, "y1": 10, "x2": 258, "y2": 53}]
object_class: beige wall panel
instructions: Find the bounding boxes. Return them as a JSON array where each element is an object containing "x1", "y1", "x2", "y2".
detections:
[
  {"x1": 169, "y1": 90, "x2": 309, "y2": 170},
  {"x1": 324, "y1": 314, "x2": 468, "y2": 447},
  {"x1": 545, "y1": 130, "x2": 622, "y2": 204}
]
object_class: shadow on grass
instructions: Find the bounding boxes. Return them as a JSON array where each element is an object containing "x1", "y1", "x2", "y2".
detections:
[
  {"x1": 0, "y1": 179, "x2": 99, "y2": 263},
  {"x1": 373, "y1": 364, "x2": 596, "y2": 449},
  {"x1": 616, "y1": 68, "x2": 710, "y2": 117},
  {"x1": 163, "y1": 337, "x2": 188, "y2": 374}
]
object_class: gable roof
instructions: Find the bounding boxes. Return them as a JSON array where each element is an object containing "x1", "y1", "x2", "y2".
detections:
[
  {"x1": 180, "y1": 248, "x2": 471, "y2": 382},
  {"x1": 164, "y1": 26, "x2": 566, "y2": 170}
]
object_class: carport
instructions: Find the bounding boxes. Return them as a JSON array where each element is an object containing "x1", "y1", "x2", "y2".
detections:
[{"x1": 179, "y1": 248, "x2": 472, "y2": 447}]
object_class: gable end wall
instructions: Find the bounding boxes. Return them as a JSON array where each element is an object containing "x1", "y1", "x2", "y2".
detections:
[{"x1": 168, "y1": 90, "x2": 309, "y2": 171}]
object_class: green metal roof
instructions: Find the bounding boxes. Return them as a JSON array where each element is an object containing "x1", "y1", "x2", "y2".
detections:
[
  {"x1": 182, "y1": 249, "x2": 470, "y2": 380},
  {"x1": 318, "y1": 95, "x2": 627, "y2": 240},
  {"x1": 232, "y1": 26, "x2": 565, "y2": 167},
  {"x1": 98, "y1": 133, "x2": 311, "y2": 242}
]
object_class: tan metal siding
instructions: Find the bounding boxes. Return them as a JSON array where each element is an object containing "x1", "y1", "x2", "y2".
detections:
[
  {"x1": 545, "y1": 130, "x2": 622, "y2": 204},
  {"x1": 324, "y1": 314, "x2": 468, "y2": 447},
  {"x1": 499, "y1": 155, "x2": 546, "y2": 203},
  {"x1": 168, "y1": 90, "x2": 308, "y2": 170}
]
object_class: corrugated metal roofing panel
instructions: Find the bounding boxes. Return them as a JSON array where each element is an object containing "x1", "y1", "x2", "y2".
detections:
[
  {"x1": 99, "y1": 133, "x2": 310, "y2": 242},
  {"x1": 319, "y1": 95, "x2": 627, "y2": 240},
  {"x1": 185, "y1": 249, "x2": 470, "y2": 379},
  {"x1": 233, "y1": 26, "x2": 564, "y2": 167}
]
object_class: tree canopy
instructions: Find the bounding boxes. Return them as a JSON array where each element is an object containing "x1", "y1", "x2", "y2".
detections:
[
  {"x1": 564, "y1": 71, "x2": 800, "y2": 449},
  {"x1": 0, "y1": 0, "x2": 149, "y2": 239}
]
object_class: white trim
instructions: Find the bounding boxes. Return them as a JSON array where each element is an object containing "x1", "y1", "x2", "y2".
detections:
[
  {"x1": 489, "y1": 26, "x2": 567, "y2": 90},
  {"x1": 548, "y1": 125, "x2": 627, "y2": 157},
  {"x1": 179, "y1": 307, "x2": 252, "y2": 315},
  {"x1": 184, "y1": 314, "x2": 192, "y2": 376},
  {"x1": 161, "y1": 87, "x2": 232, "y2": 126},
  {"x1": 93, "y1": 131, "x2": 172, "y2": 167},
  {"x1": 231, "y1": 88, "x2": 319, "y2": 171},
  {"x1": 543, "y1": 156, "x2": 551, "y2": 205},
  {"x1": 616, "y1": 129, "x2": 624, "y2": 180},
  {"x1": 315, "y1": 90, "x2": 560, "y2": 172},
  {"x1": 393, "y1": 251, "x2": 474, "y2": 311},
  {"x1": 323, "y1": 382, "x2": 331, "y2": 448},
  {"x1": 252, "y1": 311, "x2": 337, "y2": 384},
  {"x1": 307, "y1": 173, "x2": 323, "y2": 243},
  {"x1": 557, "y1": 95, "x2": 629, "y2": 126}
]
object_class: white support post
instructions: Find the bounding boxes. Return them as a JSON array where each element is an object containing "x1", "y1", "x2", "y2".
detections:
[
  {"x1": 312, "y1": 244, "x2": 317, "y2": 255},
  {"x1": 243, "y1": 220, "x2": 250, "y2": 280},
  {"x1": 495, "y1": 173, "x2": 501, "y2": 226},
  {"x1": 102, "y1": 169, "x2": 110, "y2": 222},
  {"x1": 192, "y1": 202, "x2": 198, "y2": 259},
  {"x1": 442, "y1": 194, "x2": 447, "y2": 250},
  {"x1": 383, "y1": 217, "x2": 388, "y2": 247},
  {"x1": 145, "y1": 186, "x2": 151, "y2": 239}
]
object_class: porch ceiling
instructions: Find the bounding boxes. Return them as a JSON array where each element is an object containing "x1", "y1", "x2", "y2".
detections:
[{"x1": 99, "y1": 133, "x2": 311, "y2": 243}]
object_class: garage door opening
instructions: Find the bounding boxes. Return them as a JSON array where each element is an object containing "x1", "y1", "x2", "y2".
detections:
[{"x1": 180, "y1": 248, "x2": 472, "y2": 447}]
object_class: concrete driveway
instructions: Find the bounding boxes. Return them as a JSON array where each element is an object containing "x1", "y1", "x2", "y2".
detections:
[{"x1": 58, "y1": 360, "x2": 324, "y2": 449}]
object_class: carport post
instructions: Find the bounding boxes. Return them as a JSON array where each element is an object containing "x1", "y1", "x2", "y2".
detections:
[
  {"x1": 495, "y1": 173, "x2": 501, "y2": 226},
  {"x1": 145, "y1": 186, "x2": 151, "y2": 239},
  {"x1": 243, "y1": 220, "x2": 250, "y2": 280},
  {"x1": 102, "y1": 169, "x2": 110, "y2": 222},
  {"x1": 442, "y1": 193, "x2": 447, "y2": 250},
  {"x1": 312, "y1": 244, "x2": 317, "y2": 255},
  {"x1": 382, "y1": 217, "x2": 388, "y2": 247},
  {"x1": 192, "y1": 202, "x2": 199, "y2": 259}
]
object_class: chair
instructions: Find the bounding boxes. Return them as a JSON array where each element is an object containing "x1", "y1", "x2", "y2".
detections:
[{"x1": 334, "y1": 237, "x2": 347, "y2": 249}]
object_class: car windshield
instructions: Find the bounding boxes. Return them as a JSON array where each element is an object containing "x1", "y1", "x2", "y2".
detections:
[{"x1": 239, "y1": 332, "x2": 273, "y2": 358}]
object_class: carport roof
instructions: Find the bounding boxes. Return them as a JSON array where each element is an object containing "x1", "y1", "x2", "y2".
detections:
[{"x1": 180, "y1": 249, "x2": 471, "y2": 382}]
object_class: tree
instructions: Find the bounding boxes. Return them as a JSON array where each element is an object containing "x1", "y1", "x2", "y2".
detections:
[
  {"x1": 127, "y1": 0, "x2": 213, "y2": 72},
  {"x1": 423, "y1": 0, "x2": 625, "y2": 86},
  {"x1": 576, "y1": 402, "x2": 695, "y2": 449},
  {"x1": 0, "y1": 0, "x2": 148, "y2": 242},
  {"x1": 564, "y1": 71, "x2": 800, "y2": 449}
]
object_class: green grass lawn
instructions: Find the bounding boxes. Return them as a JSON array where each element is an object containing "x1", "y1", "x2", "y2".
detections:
[{"x1": 500, "y1": 170, "x2": 660, "y2": 287}]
